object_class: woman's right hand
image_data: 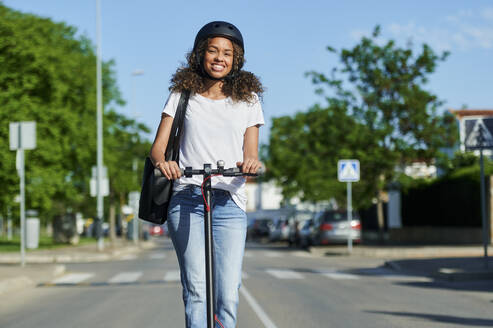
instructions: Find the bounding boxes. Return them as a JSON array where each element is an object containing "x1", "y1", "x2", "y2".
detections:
[{"x1": 155, "y1": 160, "x2": 182, "y2": 180}]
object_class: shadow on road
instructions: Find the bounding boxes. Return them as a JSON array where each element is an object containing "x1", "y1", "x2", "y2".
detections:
[
  {"x1": 393, "y1": 279, "x2": 493, "y2": 293},
  {"x1": 365, "y1": 310, "x2": 493, "y2": 327}
]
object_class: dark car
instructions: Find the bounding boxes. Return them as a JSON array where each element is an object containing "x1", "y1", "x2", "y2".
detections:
[
  {"x1": 298, "y1": 218, "x2": 318, "y2": 248},
  {"x1": 269, "y1": 218, "x2": 290, "y2": 242},
  {"x1": 287, "y1": 210, "x2": 313, "y2": 247},
  {"x1": 313, "y1": 210, "x2": 361, "y2": 245},
  {"x1": 248, "y1": 218, "x2": 273, "y2": 239}
]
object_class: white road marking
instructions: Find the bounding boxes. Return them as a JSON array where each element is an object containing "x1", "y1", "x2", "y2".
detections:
[
  {"x1": 108, "y1": 272, "x2": 143, "y2": 284},
  {"x1": 240, "y1": 285, "x2": 279, "y2": 328},
  {"x1": 266, "y1": 269, "x2": 303, "y2": 279},
  {"x1": 323, "y1": 272, "x2": 359, "y2": 280},
  {"x1": 149, "y1": 253, "x2": 166, "y2": 260},
  {"x1": 315, "y1": 268, "x2": 359, "y2": 280},
  {"x1": 52, "y1": 273, "x2": 94, "y2": 284},
  {"x1": 292, "y1": 251, "x2": 312, "y2": 258},
  {"x1": 119, "y1": 254, "x2": 138, "y2": 261},
  {"x1": 264, "y1": 252, "x2": 283, "y2": 258},
  {"x1": 359, "y1": 267, "x2": 432, "y2": 282},
  {"x1": 242, "y1": 271, "x2": 249, "y2": 279},
  {"x1": 164, "y1": 270, "x2": 181, "y2": 282},
  {"x1": 243, "y1": 252, "x2": 253, "y2": 258}
]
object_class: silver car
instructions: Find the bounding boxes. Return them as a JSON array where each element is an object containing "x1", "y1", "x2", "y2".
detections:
[
  {"x1": 313, "y1": 210, "x2": 361, "y2": 245},
  {"x1": 269, "y1": 218, "x2": 290, "y2": 242}
]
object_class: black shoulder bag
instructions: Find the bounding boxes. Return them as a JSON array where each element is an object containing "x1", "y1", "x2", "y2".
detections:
[{"x1": 138, "y1": 91, "x2": 190, "y2": 224}]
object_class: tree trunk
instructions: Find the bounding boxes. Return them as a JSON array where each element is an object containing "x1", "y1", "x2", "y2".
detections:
[
  {"x1": 377, "y1": 193, "x2": 385, "y2": 243},
  {"x1": 109, "y1": 201, "x2": 116, "y2": 247}
]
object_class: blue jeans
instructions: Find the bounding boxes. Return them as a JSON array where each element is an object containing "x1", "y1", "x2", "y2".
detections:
[{"x1": 167, "y1": 185, "x2": 247, "y2": 328}]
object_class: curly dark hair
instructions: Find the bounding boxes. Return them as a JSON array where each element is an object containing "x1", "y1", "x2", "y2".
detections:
[{"x1": 169, "y1": 38, "x2": 264, "y2": 103}]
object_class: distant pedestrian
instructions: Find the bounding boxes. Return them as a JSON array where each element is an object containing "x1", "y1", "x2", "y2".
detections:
[{"x1": 150, "y1": 21, "x2": 264, "y2": 328}]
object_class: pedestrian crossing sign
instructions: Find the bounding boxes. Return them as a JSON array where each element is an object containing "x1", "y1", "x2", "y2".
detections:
[{"x1": 338, "y1": 159, "x2": 360, "y2": 182}]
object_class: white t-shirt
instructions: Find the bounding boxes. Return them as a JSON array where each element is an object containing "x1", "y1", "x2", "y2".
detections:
[{"x1": 162, "y1": 92, "x2": 264, "y2": 212}]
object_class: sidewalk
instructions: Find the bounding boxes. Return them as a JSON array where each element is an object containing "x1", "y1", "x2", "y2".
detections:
[
  {"x1": 0, "y1": 238, "x2": 157, "y2": 296},
  {"x1": 309, "y1": 244, "x2": 493, "y2": 281},
  {"x1": 0, "y1": 238, "x2": 156, "y2": 264}
]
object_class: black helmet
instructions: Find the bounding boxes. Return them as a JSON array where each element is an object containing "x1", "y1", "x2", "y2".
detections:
[{"x1": 193, "y1": 21, "x2": 244, "y2": 52}]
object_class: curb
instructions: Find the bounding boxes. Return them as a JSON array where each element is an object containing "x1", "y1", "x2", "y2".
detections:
[
  {"x1": 0, "y1": 264, "x2": 66, "y2": 296},
  {"x1": 308, "y1": 245, "x2": 490, "y2": 259},
  {"x1": 0, "y1": 241, "x2": 158, "y2": 264}
]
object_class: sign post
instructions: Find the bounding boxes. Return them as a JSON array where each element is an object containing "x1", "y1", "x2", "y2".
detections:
[
  {"x1": 129, "y1": 191, "x2": 140, "y2": 244},
  {"x1": 10, "y1": 122, "x2": 36, "y2": 267},
  {"x1": 338, "y1": 159, "x2": 360, "y2": 253},
  {"x1": 90, "y1": 166, "x2": 109, "y2": 249},
  {"x1": 466, "y1": 124, "x2": 492, "y2": 267}
]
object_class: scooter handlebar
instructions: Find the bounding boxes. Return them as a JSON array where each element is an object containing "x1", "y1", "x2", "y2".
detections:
[{"x1": 154, "y1": 164, "x2": 264, "y2": 178}]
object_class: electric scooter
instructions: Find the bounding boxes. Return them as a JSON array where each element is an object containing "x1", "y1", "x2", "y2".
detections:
[{"x1": 180, "y1": 160, "x2": 262, "y2": 328}]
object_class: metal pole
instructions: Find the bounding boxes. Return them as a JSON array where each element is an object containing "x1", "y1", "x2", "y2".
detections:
[
  {"x1": 19, "y1": 149, "x2": 26, "y2": 267},
  {"x1": 16, "y1": 123, "x2": 26, "y2": 267},
  {"x1": 131, "y1": 70, "x2": 143, "y2": 243},
  {"x1": 347, "y1": 182, "x2": 353, "y2": 254},
  {"x1": 478, "y1": 128, "x2": 489, "y2": 266},
  {"x1": 7, "y1": 218, "x2": 12, "y2": 241},
  {"x1": 7, "y1": 206, "x2": 12, "y2": 240},
  {"x1": 203, "y1": 164, "x2": 215, "y2": 328},
  {"x1": 96, "y1": 0, "x2": 104, "y2": 251}
]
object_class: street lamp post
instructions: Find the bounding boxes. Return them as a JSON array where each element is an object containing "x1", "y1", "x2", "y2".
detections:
[
  {"x1": 477, "y1": 127, "x2": 489, "y2": 267},
  {"x1": 131, "y1": 69, "x2": 144, "y2": 243},
  {"x1": 96, "y1": 0, "x2": 104, "y2": 251}
]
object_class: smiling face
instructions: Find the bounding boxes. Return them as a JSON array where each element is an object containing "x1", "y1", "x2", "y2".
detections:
[{"x1": 202, "y1": 37, "x2": 234, "y2": 79}]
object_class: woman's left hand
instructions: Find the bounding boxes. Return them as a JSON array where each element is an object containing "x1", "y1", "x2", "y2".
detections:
[{"x1": 236, "y1": 158, "x2": 262, "y2": 174}]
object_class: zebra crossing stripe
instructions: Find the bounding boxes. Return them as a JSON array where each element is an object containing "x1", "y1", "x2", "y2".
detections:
[
  {"x1": 266, "y1": 269, "x2": 303, "y2": 279},
  {"x1": 108, "y1": 272, "x2": 143, "y2": 284},
  {"x1": 149, "y1": 253, "x2": 166, "y2": 260},
  {"x1": 52, "y1": 273, "x2": 94, "y2": 284},
  {"x1": 315, "y1": 268, "x2": 359, "y2": 280},
  {"x1": 323, "y1": 272, "x2": 359, "y2": 280},
  {"x1": 163, "y1": 270, "x2": 180, "y2": 282},
  {"x1": 264, "y1": 252, "x2": 283, "y2": 258}
]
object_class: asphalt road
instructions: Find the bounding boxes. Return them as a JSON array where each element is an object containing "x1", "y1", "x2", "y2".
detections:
[{"x1": 1, "y1": 238, "x2": 492, "y2": 328}]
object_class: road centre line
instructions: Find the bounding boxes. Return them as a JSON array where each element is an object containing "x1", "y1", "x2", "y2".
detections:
[{"x1": 240, "y1": 285, "x2": 279, "y2": 328}]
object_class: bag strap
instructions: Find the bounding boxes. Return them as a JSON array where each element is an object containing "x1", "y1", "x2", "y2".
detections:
[{"x1": 165, "y1": 91, "x2": 191, "y2": 161}]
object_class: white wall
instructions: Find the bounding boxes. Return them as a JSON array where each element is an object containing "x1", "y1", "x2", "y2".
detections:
[{"x1": 245, "y1": 181, "x2": 284, "y2": 212}]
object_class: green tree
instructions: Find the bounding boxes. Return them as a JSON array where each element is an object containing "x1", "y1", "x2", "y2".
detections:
[
  {"x1": 0, "y1": 4, "x2": 150, "y2": 226},
  {"x1": 267, "y1": 26, "x2": 456, "y2": 217}
]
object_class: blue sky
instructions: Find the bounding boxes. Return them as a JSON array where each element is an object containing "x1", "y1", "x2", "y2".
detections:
[{"x1": 4, "y1": 0, "x2": 493, "y2": 144}]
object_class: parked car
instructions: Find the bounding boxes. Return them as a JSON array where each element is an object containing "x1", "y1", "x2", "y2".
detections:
[
  {"x1": 269, "y1": 218, "x2": 290, "y2": 242},
  {"x1": 298, "y1": 218, "x2": 317, "y2": 248},
  {"x1": 313, "y1": 210, "x2": 361, "y2": 245},
  {"x1": 287, "y1": 210, "x2": 314, "y2": 247},
  {"x1": 247, "y1": 218, "x2": 273, "y2": 239},
  {"x1": 149, "y1": 224, "x2": 165, "y2": 236}
]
